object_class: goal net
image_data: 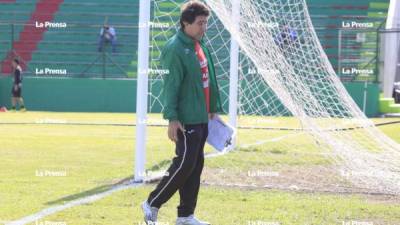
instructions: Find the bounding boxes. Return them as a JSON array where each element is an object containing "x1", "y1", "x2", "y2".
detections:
[{"x1": 143, "y1": 0, "x2": 400, "y2": 195}]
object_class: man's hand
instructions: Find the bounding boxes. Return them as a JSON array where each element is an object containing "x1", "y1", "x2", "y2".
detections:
[
  {"x1": 13, "y1": 85, "x2": 18, "y2": 92},
  {"x1": 168, "y1": 120, "x2": 185, "y2": 142}
]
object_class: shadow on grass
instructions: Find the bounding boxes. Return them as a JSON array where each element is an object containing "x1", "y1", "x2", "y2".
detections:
[
  {"x1": 46, "y1": 175, "x2": 134, "y2": 205},
  {"x1": 147, "y1": 159, "x2": 171, "y2": 171},
  {"x1": 45, "y1": 160, "x2": 172, "y2": 205}
]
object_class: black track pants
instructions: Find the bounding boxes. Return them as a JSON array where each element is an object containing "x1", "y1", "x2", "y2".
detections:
[{"x1": 147, "y1": 123, "x2": 208, "y2": 217}]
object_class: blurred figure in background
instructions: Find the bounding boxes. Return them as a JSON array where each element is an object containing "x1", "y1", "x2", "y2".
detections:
[
  {"x1": 10, "y1": 58, "x2": 26, "y2": 112},
  {"x1": 275, "y1": 24, "x2": 298, "y2": 49},
  {"x1": 393, "y1": 82, "x2": 400, "y2": 104},
  {"x1": 98, "y1": 24, "x2": 117, "y2": 53}
]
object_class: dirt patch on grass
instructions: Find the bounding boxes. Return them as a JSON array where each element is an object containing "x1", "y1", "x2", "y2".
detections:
[{"x1": 202, "y1": 165, "x2": 400, "y2": 203}]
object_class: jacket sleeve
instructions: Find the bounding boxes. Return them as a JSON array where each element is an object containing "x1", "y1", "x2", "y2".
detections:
[{"x1": 162, "y1": 49, "x2": 184, "y2": 121}]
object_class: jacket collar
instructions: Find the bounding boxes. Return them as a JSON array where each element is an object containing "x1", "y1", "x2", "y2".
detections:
[{"x1": 177, "y1": 29, "x2": 205, "y2": 47}]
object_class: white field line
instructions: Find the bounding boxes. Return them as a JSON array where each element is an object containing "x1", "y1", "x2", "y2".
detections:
[{"x1": 5, "y1": 182, "x2": 142, "y2": 225}]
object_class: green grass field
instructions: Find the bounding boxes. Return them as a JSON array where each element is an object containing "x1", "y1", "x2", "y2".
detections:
[{"x1": 1, "y1": 112, "x2": 400, "y2": 225}]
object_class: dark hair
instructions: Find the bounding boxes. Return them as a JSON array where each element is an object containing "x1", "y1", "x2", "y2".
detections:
[
  {"x1": 13, "y1": 58, "x2": 19, "y2": 65},
  {"x1": 180, "y1": 1, "x2": 210, "y2": 30}
]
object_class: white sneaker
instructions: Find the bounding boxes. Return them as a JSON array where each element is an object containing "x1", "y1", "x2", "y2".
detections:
[
  {"x1": 141, "y1": 201, "x2": 158, "y2": 224},
  {"x1": 176, "y1": 215, "x2": 210, "y2": 225}
]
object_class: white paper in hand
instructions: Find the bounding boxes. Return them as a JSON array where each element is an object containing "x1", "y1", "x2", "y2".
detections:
[{"x1": 207, "y1": 115, "x2": 235, "y2": 152}]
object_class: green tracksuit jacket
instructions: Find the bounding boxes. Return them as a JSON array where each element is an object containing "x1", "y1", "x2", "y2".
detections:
[{"x1": 161, "y1": 30, "x2": 223, "y2": 125}]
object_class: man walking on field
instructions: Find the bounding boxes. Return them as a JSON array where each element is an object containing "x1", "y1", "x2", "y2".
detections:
[{"x1": 141, "y1": 1, "x2": 222, "y2": 225}]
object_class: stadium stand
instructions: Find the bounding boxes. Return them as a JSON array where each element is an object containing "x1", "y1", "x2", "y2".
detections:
[
  {"x1": 307, "y1": 0, "x2": 389, "y2": 79},
  {"x1": 0, "y1": 0, "x2": 390, "y2": 79},
  {"x1": 0, "y1": 0, "x2": 138, "y2": 78},
  {"x1": 1, "y1": 0, "x2": 63, "y2": 74},
  {"x1": 0, "y1": 0, "x2": 38, "y2": 70}
]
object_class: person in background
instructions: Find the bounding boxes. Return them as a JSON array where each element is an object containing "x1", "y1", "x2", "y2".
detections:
[
  {"x1": 98, "y1": 24, "x2": 117, "y2": 53},
  {"x1": 10, "y1": 58, "x2": 26, "y2": 112},
  {"x1": 275, "y1": 24, "x2": 298, "y2": 49},
  {"x1": 393, "y1": 82, "x2": 400, "y2": 104}
]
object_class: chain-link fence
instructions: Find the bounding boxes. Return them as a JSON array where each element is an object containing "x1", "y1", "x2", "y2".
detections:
[
  {"x1": 338, "y1": 23, "x2": 400, "y2": 84},
  {"x1": 0, "y1": 22, "x2": 138, "y2": 78}
]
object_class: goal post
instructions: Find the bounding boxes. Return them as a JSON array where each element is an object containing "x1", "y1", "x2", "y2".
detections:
[
  {"x1": 135, "y1": 0, "x2": 242, "y2": 180},
  {"x1": 228, "y1": 0, "x2": 241, "y2": 149},
  {"x1": 382, "y1": 0, "x2": 400, "y2": 97},
  {"x1": 134, "y1": 0, "x2": 151, "y2": 183},
  {"x1": 136, "y1": 0, "x2": 400, "y2": 195}
]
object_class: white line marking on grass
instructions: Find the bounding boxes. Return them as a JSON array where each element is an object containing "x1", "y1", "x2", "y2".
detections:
[
  {"x1": 6, "y1": 182, "x2": 142, "y2": 225},
  {"x1": 7, "y1": 139, "x2": 235, "y2": 225},
  {"x1": 239, "y1": 132, "x2": 300, "y2": 148}
]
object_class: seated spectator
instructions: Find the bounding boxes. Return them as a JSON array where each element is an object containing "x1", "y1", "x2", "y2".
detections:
[
  {"x1": 98, "y1": 24, "x2": 117, "y2": 53},
  {"x1": 275, "y1": 25, "x2": 298, "y2": 48}
]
